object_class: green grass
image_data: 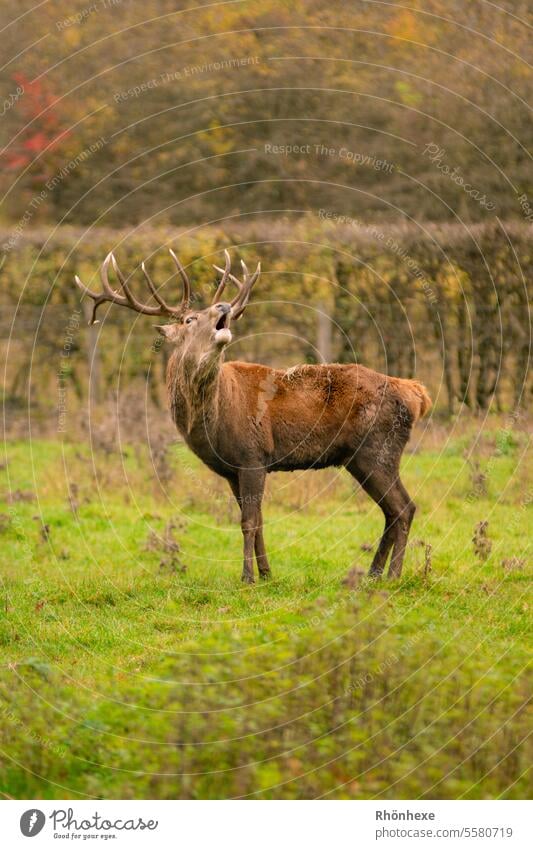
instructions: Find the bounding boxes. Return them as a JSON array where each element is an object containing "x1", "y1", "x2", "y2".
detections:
[{"x1": 0, "y1": 427, "x2": 531, "y2": 799}]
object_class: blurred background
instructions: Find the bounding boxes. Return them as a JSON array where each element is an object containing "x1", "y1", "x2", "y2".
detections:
[
  {"x1": 0, "y1": 1, "x2": 531, "y2": 802},
  {"x1": 0, "y1": 0, "x2": 531, "y2": 437}
]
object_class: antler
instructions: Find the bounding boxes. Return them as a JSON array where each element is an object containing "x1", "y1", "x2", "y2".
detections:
[
  {"x1": 74, "y1": 250, "x2": 191, "y2": 325},
  {"x1": 212, "y1": 250, "x2": 261, "y2": 320}
]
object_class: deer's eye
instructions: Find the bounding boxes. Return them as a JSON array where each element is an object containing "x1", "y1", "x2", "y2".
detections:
[{"x1": 185, "y1": 316, "x2": 197, "y2": 325}]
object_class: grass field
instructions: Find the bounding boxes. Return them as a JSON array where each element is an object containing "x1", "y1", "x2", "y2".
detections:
[{"x1": 0, "y1": 418, "x2": 531, "y2": 799}]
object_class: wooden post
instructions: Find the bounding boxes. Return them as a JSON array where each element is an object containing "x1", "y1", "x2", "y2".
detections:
[{"x1": 317, "y1": 303, "x2": 332, "y2": 363}]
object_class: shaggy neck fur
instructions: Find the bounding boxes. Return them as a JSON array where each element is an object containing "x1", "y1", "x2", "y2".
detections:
[{"x1": 168, "y1": 345, "x2": 225, "y2": 435}]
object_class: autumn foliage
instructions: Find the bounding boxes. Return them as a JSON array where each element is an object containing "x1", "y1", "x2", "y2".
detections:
[{"x1": 2, "y1": 72, "x2": 69, "y2": 179}]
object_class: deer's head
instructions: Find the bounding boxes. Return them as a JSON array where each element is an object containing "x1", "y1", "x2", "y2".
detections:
[{"x1": 74, "y1": 248, "x2": 261, "y2": 367}]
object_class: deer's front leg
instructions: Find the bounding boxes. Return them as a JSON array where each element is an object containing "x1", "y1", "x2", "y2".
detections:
[{"x1": 238, "y1": 468, "x2": 265, "y2": 584}]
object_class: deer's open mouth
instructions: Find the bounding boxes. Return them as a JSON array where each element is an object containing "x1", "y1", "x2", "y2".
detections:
[
  {"x1": 214, "y1": 311, "x2": 232, "y2": 345},
  {"x1": 215, "y1": 313, "x2": 229, "y2": 332}
]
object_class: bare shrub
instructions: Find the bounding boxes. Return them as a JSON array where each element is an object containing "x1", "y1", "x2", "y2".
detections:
[
  {"x1": 82, "y1": 409, "x2": 120, "y2": 457},
  {"x1": 466, "y1": 457, "x2": 488, "y2": 497},
  {"x1": 148, "y1": 431, "x2": 176, "y2": 490},
  {"x1": 423, "y1": 542, "x2": 433, "y2": 578},
  {"x1": 501, "y1": 558, "x2": 526, "y2": 572},
  {"x1": 410, "y1": 538, "x2": 433, "y2": 577},
  {"x1": 3, "y1": 489, "x2": 35, "y2": 503},
  {"x1": 33, "y1": 518, "x2": 50, "y2": 543},
  {"x1": 342, "y1": 566, "x2": 366, "y2": 588},
  {"x1": 68, "y1": 483, "x2": 79, "y2": 516},
  {"x1": 145, "y1": 518, "x2": 187, "y2": 574},
  {"x1": 473, "y1": 521, "x2": 492, "y2": 561}
]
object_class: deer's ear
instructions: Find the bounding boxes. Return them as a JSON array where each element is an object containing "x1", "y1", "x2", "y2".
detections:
[{"x1": 154, "y1": 323, "x2": 181, "y2": 341}]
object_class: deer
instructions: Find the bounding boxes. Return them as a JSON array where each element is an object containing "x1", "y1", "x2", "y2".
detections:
[{"x1": 74, "y1": 247, "x2": 431, "y2": 583}]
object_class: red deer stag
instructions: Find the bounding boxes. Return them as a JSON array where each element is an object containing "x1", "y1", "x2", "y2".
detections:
[{"x1": 75, "y1": 248, "x2": 431, "y2": 583}]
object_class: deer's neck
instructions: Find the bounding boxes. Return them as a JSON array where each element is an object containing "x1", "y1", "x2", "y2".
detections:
[{"x1": 167, "y1": 348, "x2": 225, "y2": 438}]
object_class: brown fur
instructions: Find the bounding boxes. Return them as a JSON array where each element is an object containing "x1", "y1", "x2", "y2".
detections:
[
  {"x1": 163, "y1": 307, "x2": 431, "y2": 582},
  {"x1": 78, "y1": 251, "x2": 431, "y2": 584},
  {"x1": 391, "y1": 378, "x2": 432, "y2": 422}
]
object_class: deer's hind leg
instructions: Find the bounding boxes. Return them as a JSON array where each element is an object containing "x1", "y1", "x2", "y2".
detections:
[
  {"x1": 346, "y1": 458, "x2": 415, "y2": 579},
  {"x1": 387, "y1": 478, "x2": 416, "y2": 579},
  {"x1": 253, "y1": 507, "x2": 271, "y2": 578}
]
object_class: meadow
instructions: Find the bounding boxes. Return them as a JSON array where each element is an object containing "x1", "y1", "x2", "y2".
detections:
[
  {"x1": 0, "y1": 415, "x2": 530, "y2": 799},
  {"x1": 0, "y1": 0, "x2": 531, "y2": 808}
]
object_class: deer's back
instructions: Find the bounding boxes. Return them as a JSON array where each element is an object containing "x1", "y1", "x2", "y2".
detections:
[{"x1": 221, "y1": 361, "x2": 414, "y2": 471}]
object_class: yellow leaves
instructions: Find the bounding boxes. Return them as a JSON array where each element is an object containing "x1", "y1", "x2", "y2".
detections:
[
  {"x1": 510, "y1": 60, "x2": 533, "y2": 81},
  {"x1": 437, "y1": 262, "x2": 469, "y2": 302},
  {"x1": 61, "y1": 27, "x2": 82, "y2": 50},
  {"x1": 394, "y1": 81, "x2": 422, "y2": 107},
  {"x1": 385, "y1": 8, "x2": 435, "y2": 46},
  {"x1": 199, "y1": 120, "x2": 235, "y2": 156},
  {"x1": 386, "y1": 9, "x2": 420, "y2": 42}
]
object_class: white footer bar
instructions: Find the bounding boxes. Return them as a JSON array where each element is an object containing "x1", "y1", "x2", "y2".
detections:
[{"x1": 3, "y1": 800, "x2": 530, "y2": 848}]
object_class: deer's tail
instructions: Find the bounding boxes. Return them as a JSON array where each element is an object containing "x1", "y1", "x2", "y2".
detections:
[{"x1": 394, "y1": 379, "x2": 432, "y2": 422}]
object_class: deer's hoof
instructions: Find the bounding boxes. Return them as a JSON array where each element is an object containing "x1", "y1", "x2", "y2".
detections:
[{"x1": 241, "y1": 575, "x2": 255, "y2": 585}]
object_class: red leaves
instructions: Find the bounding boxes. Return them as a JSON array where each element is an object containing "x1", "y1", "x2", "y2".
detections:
[
  {"x1": 23, "y1": 131, "x2": 49, "y2": 153},
  {"x1": 2, "y1": 72, "x2": 69, "y2": 173}
]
